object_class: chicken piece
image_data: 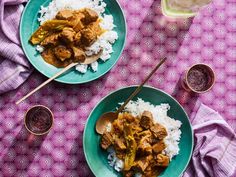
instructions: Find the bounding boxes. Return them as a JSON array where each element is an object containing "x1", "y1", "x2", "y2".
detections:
[
  {"x1": 100, "y1": 132, "x2": 113, "y2": 150},
  {"x1": 112, "y1": 113, "x2": 127, "y2": 134},
  {"x1": 135, "y1": 160, "x2": 149, "y2": 172},
  {"x1": 113, "y1": 132, "x2": 126, "y2": 159},
  {"x1": 143, "y1": 172, "x2": 157, "y2": 177},
  {"x1": 81, "y1": 28, "x2": 97, "y2": 46},
  {"x1": 74, "y1": 32, "x2": 81, "y2": 44},
  {"x1": 143, "y1": 166, "x2": 160, "y2": 177},
  {"x1": 54, "y1": 45, "x2": 72, "y2": 61},
  {"x1": 137, "y1": 130, "x2": 152, "y2": 137},
  {"x1": 149, "y1": 135, "x2": 160, "y2": 144},
  {"x1": 112, "y1": 119, "x2": 124, "y2": 135},
  {"x1": 150, "y1": 123, "x2": 168, "y2": 140},
  {"x1": 116, "y1": 151, "x2": 126, "y2": 160},
  {"x1": 135, "y1": 130, "x2": 152, "y2": 144},
  {"x1": 155, "y1": 154, "x2": 170, "y2": 167},
  {"x1": 152, "y1": 140, "x2": 166, "y2": 154},
  {"x1": 137, "y1": 129, "x2": 152, "y2": 139},
  {"x1": 114, "y1": 137, "x2": 126, "y2": 150},
  {"x1": 41, "y1": 48, "x2": 57, "y2": 63},
  {"x1": 74, "y1": 20, "x2": 84, "y2": 32},
  {"x1": 61, "y1": 27, "x2": 76, "y2": 43},
  {"x1": 121, "y1": 112, "x2": 136, "y2": 124},
  {"x1": 87, "y1": 21, "x2": 103, "y2": 36},
  {"x1": 131, "y1": 122, "x2": 143, "y2": 134},
  {"x1": 134, "y1": 155, "x2": 153, "y2": 172},
  {"x1": 112, "y1": 122, "x2": 123, "y2": 135},
  {"x1": 137, "y1": 136, "x2": 152, "y2": 155},
  {"x1": 81, "y1": 8, "x2": 99, "y2": 24},
  {"x1": 41, "y1": 48, "x2": 71, "y2": 68},
  {"x1": 72, "y1": 13, "x2": 85, "y2": 32},
  {"x1": 123, "y1": 171, "x2": 134, "y2": 177},
  {"x1": 140, "y1": 111, "x2": 154, "y2": 130},
  {"x1": 40, "y1": 33, "x2": 60, "y2": 46},
  {"x1": 72, "y1": 47, "x2": 86, "y2": 62},
  {"x1": 56, "y1": 10, "x2": 74, "y2": 20}
]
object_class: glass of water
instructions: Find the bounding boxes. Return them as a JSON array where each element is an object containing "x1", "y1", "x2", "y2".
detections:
[{"x1": 161, "y1": 0, "x2": 212, "y2": 18}]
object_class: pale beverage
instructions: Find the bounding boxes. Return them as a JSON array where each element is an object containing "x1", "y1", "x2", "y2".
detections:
[{"x1": 161, "y1": 0, "x2": 212, "y2": 18}]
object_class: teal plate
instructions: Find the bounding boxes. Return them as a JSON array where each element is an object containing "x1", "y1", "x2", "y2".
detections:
[
  {"x1": 83, "y1": 86, "x2": 193, "y2": 177},
  {"x1": 20, "y1": 0, "x2": 126, "y2": 84}
]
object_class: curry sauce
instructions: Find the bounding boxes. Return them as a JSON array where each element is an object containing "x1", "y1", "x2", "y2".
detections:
[
  {"x1": 30, "y1": 8, "x2": 104, "y2": 68},
  {"x1": 100, "y1": 111, "x2": 170, "y2": 177}
]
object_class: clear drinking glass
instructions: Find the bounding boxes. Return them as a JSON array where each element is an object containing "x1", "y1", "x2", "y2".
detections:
[{"x1": 161, "y1": 0, "x2": 212, "y2": 18}]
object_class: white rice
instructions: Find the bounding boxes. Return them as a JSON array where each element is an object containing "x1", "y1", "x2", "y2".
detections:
[
  {"x1": 107, "y1": 98, "x2": 182, "y2": 172},
  {"x1": 107, "y1": 147, "x2": 124, "y2": 172},
  {"x1": 37, "y1": 0, "x2": 118, "y2": 73},
  {"x1": 36, "y1": 45, "x2": 44, "y2": 53}
]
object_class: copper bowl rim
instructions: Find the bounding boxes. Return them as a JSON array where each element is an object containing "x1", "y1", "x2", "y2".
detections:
[
  {"x1": 185, "y1": 63, "x2": 215, "y2": 94},
  {"x1": 24, "y1": 105, "x2": 54, "y2": 136}
]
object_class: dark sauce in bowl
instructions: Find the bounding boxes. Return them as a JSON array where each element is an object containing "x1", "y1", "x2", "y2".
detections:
[
  {"x1": 187, "y1": 64, "x2": 214, "y2": 92},
  {"x1": 25, "y1": 106, "x2": 53, "y2": 135}
]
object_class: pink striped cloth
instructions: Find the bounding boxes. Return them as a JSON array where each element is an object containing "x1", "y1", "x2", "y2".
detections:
[
  {"x1": 183, "y1": 104, "x2": 236, "y2": 177},
  {"x1": 0, "y1": 0, "x2": 32, "y2": 95}
]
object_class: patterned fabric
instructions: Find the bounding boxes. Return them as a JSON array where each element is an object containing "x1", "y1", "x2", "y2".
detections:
[
  {"x1": 0, "y1": 0, "x2": 235, "y2": 176},
  {"x1": 183, "y1": 104, "x2": 236, "y2": 177},
  {"x1": 0, "y1": 0, "x2": 32, "y2": 95}
]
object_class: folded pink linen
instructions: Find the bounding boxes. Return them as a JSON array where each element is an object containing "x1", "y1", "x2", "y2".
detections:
[
  {"x1": 0, "y1": 0, "x2": 32, "y2": 94},
  {"x1": 183, "y1": 104, "x2": 236, "y2": 177}
]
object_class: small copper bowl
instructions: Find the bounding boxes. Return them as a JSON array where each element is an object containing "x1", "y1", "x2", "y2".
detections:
[
  {"x1": 181, "y1": 63, "x2": 215, "y2": 94},
  {"x1": 24, "y1": 105, "x2": 54, "y2": 136}
]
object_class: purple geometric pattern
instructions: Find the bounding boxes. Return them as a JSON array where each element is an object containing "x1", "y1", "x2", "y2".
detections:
[{"x1": 0, "y1": 0, "x2": 236, "y2": 176}]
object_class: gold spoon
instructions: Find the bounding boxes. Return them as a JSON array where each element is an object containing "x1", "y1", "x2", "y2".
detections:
[
  {"x1": 96, "y1": 57, "x2": 167, "y2": 134},
  {"x1": 16, "y1": 51, "x2": 102, "y2": 105}
]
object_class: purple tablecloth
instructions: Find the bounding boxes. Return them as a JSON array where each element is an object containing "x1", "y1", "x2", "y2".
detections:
[{"x1": 0, "y1": 0, "x2": 236, "y2": 176}]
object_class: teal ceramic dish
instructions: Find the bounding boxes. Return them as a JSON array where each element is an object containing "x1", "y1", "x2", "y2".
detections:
[
  {"x1": 83, "y1": 86, "x2": 193, "y2": 177},
  {"x1": 20, "y1": 0, "x2": 126, "y2": 84}
]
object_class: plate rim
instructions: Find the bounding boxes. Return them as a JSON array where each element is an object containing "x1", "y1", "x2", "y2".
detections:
[
  {"x1": 83, "y1": 85, "x2": 194, "y2": 177},
  {"x1": 20, "y1": 0, "x2": 127, "y2": 84}
]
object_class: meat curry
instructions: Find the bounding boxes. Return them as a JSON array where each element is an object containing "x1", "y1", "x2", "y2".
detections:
[
  {"x1": 30, "y1": 8, "x2": 103, "y2": 67},
  {"x1": 100, "y1": 111, "x2": 170, "y2": 177}
]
